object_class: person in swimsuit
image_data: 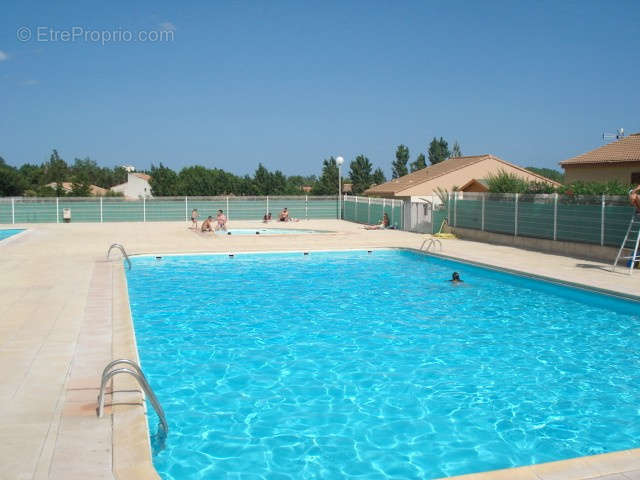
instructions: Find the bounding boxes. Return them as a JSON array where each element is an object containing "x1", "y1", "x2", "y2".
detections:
[
  {"x1": 629, "y1": 185, "x2": 640, "y2": 212},
  {"x1": 364, "y1": 213, "x2": 390, "y2": 230},
  {"x1": 263, "y1": 212, "x2": 272, "y2": 223},
  {"x1": 279, "y1": 208, "x2": 289, "y2": 222},
  {"x1": 201, "y1": 216, "x2": 214, "y2": 232},
  {"x1": 449, "y1": 272, "x2": 463, "y2": 283},
  {"x1": 191, "y1": 209, "x2": 199, "y2": 229},
  {"x1": 216, "y1": 210, "x2": 228, "y2": 231}
]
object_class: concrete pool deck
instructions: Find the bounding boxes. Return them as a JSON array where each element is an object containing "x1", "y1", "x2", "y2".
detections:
[{"x1": 1, "y1": 219, "x2": 639, "y2": 480}]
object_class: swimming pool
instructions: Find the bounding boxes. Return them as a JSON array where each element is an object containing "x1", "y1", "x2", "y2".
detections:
[
  {"x1": 0, "y1": 228, "x2": 25, "y2": 242},
  {"x1": 215, "y1": 228, "x2": 321, "y2": 235},
  {"x1": 126, "y1": 250, "x2": 640, "y2": 479}
]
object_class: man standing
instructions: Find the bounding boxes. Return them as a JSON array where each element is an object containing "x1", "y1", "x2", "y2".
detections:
[{"x1": 216, "y1": 209, "x2": 228, "y2": 231}]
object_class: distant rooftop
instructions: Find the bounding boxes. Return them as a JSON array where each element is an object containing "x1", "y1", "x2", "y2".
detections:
[{"x1": 560, "y1": 133, "x2": 640, "y2": 166}]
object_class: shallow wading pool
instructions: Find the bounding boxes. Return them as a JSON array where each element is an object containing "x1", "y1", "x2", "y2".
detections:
[
  {"x1": 0, "y1": 228, "x2": 25, "y2": 242},
  {"x1": 126, "y1": 250, "x2": 640, "y2": 479}
]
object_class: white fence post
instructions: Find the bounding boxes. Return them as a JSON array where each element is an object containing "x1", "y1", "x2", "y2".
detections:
[
  {"x1": 368, "y1": 197, "x2": 371, "y2": 224},
  {"x1": 305, "y1": 195, "x2": 308, "y2": 220},
  {"x1": 514, "y1": 193, "x2": 519, "y2": 237},
  {"x1": 391, "y1": 199, "x2": 395, "y2": 226},
  {"x1": 184, "y1": 196, "x2": 188, "y2": 222},
  {"x1": 100, "y1": 197, "x2": 103, "y2": 223},
  {"x1": 552, "y1": 193, "x2": 558, "y2": 240},
  {"x1": 11, "y1": 198, "x2": 15, "y2": 224},
  {"x1": 481, "y1": 194, "x2": 485, "y2": 231},
  {"x1": 56, "y1": 197, "x2": 59, "y2": 224},
  {"x1": 143, "y1": 197, "x2": 146, "y2": 222},
  {"x1": 601, "y1": 194, "x2": 605, "y2": 246},
  {"x1": 226, "y1": 196, "x2": 230, "y2": 220},
  {"x1": 266, "y1": 196, "x2": 269, "y2": 216},
  {"x1": 453, "y1": 192, "x2": 457, "y2": 227}
]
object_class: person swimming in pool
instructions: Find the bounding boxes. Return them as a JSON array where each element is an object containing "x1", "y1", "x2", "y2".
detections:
[{"x1": 449, "y1": 272, "x2": 463, "y2": 283}]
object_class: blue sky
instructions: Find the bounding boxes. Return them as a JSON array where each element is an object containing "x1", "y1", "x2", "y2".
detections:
[{"x1": 1, "y1": 0, "x2": 639, "y2": 177}]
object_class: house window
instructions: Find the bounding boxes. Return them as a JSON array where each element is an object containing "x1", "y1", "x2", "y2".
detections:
[{"x1": 631, "y1": 172, "x2": 640, "y2": 185}]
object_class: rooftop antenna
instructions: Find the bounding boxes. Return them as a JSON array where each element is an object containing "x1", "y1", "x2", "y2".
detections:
[{"x1": 602, "y1": 128, "x2": 624, "y2": 142}]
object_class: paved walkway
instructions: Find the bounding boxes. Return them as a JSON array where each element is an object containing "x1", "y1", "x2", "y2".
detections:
[{"x1": 0, "y1": 220, "x2": 638, "y2": 480}]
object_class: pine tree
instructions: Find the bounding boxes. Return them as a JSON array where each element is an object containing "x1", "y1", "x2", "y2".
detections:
[
  {"x1": 392, "y1": 145, "x2": 409, "y2": 178},
  {"x1": 410, "y1": 153, "x2": 427, "y2": 172}
]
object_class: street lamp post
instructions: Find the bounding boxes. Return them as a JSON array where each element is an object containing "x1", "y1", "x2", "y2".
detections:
[{"x1": 336, "y1": 156, "x2": 344, "y2": 220}]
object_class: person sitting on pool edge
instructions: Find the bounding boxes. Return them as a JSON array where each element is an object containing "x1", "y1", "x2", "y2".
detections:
[
  {"x1": 629, "y1": 185, "x2": 640, "y2": 213},
  {"x1": 216, "y1": 209, "x2": 227, "y2": 231},
  {"x1": 364, "y1": 213, "x2": 390, "y2": 230},
  {"x1": 263, "y1": 212, "x2": 272, "y2": 223},
  {"x1": 201, "y1": 216, "x2": 214, "y2": 232},
  {"x1": 449, "y1": 272, "x2": 463, "y2": 283},
  {"x1": 279, "y1": 208, "x2": 289, "y2": 222}
]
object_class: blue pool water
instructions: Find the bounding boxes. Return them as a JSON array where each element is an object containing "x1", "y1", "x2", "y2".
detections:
[
  {"x1": 215, "y1": 228, "x2": 320, "y2": 235},
  {"x1": 0, "y1": 229, "x2": 25, "y2": 241},
  {"x1": 126, "y1": 250, "x2": 640, "y2": 479}
]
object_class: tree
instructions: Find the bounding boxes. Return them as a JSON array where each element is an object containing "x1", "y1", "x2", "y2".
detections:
[
  {"x1": 392, "y1": 145, "x2": 409, "y2": 179},
  {"x1": 43, "y1": 150, "x2": 69, "y2": 185},
  {"x1": 70, "y1": 171, "x2": 92, "y2": 196},
  {"x1": 428, "y1": 137, "x2": 450, "y2": 165},
  {"x1": 372, "y1": 168, "x2": 386, "y2": 185},
  {"x1": 149, "y1": 163, "x2": 179, "y2": 196},
  {"x1": 349, "y1": 155, "x2": 373, "y2": 194},
  {"x1": 312, "y1": 157, "x2": 339, "y2": 195},
  {"x1": 451, "y1": 141, "x2": 462, "y2": 158},
  {"x1": 486, "y1": 170, "x2": 530, "y2": 193},
  {"x1": 19, "y1": 163, "x2": 45, "y2": 188},
  {"x1": 0, "y1": 157, "x2": 26, "y2": 196},
  {"x1": 410, "y1": 153, "x2": 427, "y2": 172},
  {"x1": 525, "y1": 167, "x2": 565, "y2": 184}
]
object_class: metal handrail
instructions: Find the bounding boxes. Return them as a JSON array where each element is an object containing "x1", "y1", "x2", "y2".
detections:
[
  {"x1": 101, "y1": 359, "x2": 145, "y2": 383},
  {"x1": 420, "y1": 237, "x2": 442, "y2": 252},
  {"x1": 107, "y1": 243, "x2": 132, "y2": 270},
  {"x1": 97, "y1": 362, "x2": 168, "y2": 436}
]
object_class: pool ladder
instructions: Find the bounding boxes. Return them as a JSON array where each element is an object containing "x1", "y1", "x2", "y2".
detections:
[
  {"x1": 107, "y1": 243, "x2": 132, "y2": 270},
  {"x1": 97, "y1": 359, "x2": 168, "y2": 438},
  {"x1": 420, "y1": 237, "x2": 442, "y2": 252},
  {"x1": 613, "y1": 212, "x2": 640, "y2": 275}
]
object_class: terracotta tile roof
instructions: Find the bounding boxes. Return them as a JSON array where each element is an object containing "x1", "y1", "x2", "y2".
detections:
[
  {"x1": 560, "y1": 133, "x2": 640, "y2": 166},
  {"x1": 132, "y1": 172, "x2": 151, "y2": 181},
  {"x1": 364, "y1": 155, "x2": 490, "y2": 195},
  {"x1": 365, "y1": 155, "x2": 559, "y2": 195}
]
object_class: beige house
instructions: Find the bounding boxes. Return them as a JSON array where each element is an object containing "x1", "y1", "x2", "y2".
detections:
[
  {"x1": 110, "y1": 173, "x2": 152, "y2": 199},
  {"x1": 364, "y1": 155, "x2": 560, "y2": 199},
  {"x1": 560, "y1": 133, "x2": 640, "y2": 184},
  {"x1": 46, "y1": 182, "x2": 108, "y2": 196}
]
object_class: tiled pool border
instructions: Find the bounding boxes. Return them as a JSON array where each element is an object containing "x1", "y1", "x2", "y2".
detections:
[{"x1": 111, "y1": 247, "x2": 640, "y2": 480}]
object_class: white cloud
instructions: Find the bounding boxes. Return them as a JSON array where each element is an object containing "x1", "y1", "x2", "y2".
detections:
[
  {"x1": 0, "y1": 50, "x2": 8, "y2": 61},
  {"x1": 159, "y1": 21, "x2": 176, "y2": 32}
]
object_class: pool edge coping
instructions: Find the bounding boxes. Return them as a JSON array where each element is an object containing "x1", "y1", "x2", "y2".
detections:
[
  {"x1": 113, "y1": 246, "x2": 640, "y2": 480},
  {"x1": 111, "y1": 261, "x2": 161, "y2": 480}
]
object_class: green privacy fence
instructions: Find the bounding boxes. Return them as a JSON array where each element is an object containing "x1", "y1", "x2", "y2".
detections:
[
  {"x1": 447, "y1": 192, "x2": 635, "y2": 248},
  {"x1": 343, "y1": 196, "x2": 405, "y2": 229},
  {"x1": 0, "y1": 196, "x2": 339, "y2": 224}
]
